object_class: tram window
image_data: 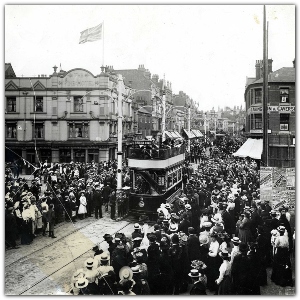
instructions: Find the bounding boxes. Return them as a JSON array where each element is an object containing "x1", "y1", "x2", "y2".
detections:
[
  {"x1": 168, "y1": 174, "x2": 173, "y2": 188},
  {"x1": 158, "y1": 176, "x2": 165, "y2": 186}
]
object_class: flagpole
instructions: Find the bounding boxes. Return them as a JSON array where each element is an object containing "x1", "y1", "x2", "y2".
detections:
[{"x1": 102, "y1": 21, "x2": 105, "y2": 67}]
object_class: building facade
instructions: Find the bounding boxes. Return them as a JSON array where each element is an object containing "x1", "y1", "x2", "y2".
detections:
[
  {"x1": 5, "y1": 64, "x2": 135, "y2": 173},
  {"x1": 244, "y1": 59, "x2": 295, "y2": 167}
]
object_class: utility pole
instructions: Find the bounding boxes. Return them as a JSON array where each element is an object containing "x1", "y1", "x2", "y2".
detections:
[
  {"x1": 116, "y1": 74, "x2": 125, "y2": 219},
  {"x1": 262, "y1": 5, "x2": 269, "y2": 166},
  {"x1": 187, "y1": 105, "x2": 191, "y2": 153}
]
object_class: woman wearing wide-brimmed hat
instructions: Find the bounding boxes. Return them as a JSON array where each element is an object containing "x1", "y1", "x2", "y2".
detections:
[{"x1": 216, "y1": 250, "x2": 232, "y2": 295}]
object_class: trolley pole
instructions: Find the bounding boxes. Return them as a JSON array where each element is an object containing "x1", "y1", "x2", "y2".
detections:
[
  {"x1": 116, "y1": 74, "x2": 125, "y2": 219},
  {"x1": 161, "y1": 90, "x2": 166, "y2": 142}
]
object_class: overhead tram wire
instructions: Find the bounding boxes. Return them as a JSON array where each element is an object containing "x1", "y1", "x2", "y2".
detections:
[{"x1": 4, "y1": 146, "x2": 40, "y2": 200}]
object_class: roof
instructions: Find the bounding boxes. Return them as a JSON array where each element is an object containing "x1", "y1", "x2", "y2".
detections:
[
  {"x1": 245, "y1": 77, "x2": 256, "y2": 89},
  {"x1": 233, "y1": 138, "x2": 263, "y2": 160},
  {"x1": 138, "y1": 107, "x2": 152, "y2": 114},
  {"x1": 253, "y1": 67, "x2": 295, "y2": 84},
  {"x1": 5, "y1": 63, "x2": 16, "y2": 78}
]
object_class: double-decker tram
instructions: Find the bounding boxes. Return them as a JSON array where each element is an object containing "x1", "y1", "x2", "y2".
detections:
[{"x1": 127, "y1": 139, "x2": 185, "y2": 219}]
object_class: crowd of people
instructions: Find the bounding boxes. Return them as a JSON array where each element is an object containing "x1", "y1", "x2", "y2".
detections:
[
  {"x1": 5, "y1": 159, "x2": 131, "y2": 249},
  {"x1": 5, "y1": 134, "x2": 295, "y2": 295}
]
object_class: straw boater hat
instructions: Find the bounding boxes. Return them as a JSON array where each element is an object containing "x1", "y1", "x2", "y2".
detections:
[
  {"x1": 231, "y1": 237, "x2": 241, "y2": 244},
  {"x1": 188, "y1": 269, "x2": 201, "y2": 278},
  {"x1": 85, "y1": 258, "x2": 97, "y2": 269},
  {"x1": 119, "y1": 266, "x2": 133, "y2": 281},
  {"x1": 133, "y1": 223, "x2": 141, "y2": 230},
  {"x1": 99, "y1": 252, "x2": 110, "y2": 263},
  {"x1": 75, "y1": 278, "x2": 89, "y2": 289}
]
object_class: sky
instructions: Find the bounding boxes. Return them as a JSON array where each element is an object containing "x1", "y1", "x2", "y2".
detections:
[{"x1": 4, "y1": 2, "x2": 295, "y2": 111}]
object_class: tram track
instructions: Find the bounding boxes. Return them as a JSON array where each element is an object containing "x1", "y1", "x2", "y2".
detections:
[
  {"x1": 17, "y1": 222, "x2": 133, "y2": 295},
  {"x1": 5, "y1": 217, "x2": 154, "y2": 295},
  {"x1": 5, "y1": 217, "x2": 102, "y2": 269}
]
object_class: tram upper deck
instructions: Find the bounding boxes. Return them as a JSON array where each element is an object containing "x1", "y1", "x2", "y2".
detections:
[{"x1": 127, "y1": 140, "x2": 185, "y2": 169}]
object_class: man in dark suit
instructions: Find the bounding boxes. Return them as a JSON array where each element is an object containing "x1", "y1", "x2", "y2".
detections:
[
  {"x1": 102, "y1": 183, "x2": 112, "y2": 212},
  {"x1": 187, "y1": 227, "x2": 201, "y2": 263},
  {"x1": 178, "y1": 213, "x2": 191, "y2": 235},
  {"x1": 221, "y1": 203, "x2": 235, "y2": 237},
  {"x1": 93, "y1": 186, "x2": 102, "y2": 219}
]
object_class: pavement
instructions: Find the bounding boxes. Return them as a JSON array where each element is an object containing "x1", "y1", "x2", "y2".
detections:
[{"x1": 5, "y1": 212, "x2": 151, "y2": 295}]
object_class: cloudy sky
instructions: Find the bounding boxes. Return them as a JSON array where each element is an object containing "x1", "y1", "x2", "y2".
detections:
[{"x1": 4, "y1": 2, "x2": 295, "y2": 111}]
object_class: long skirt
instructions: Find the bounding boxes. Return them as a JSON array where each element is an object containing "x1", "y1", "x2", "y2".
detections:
[
  {"x1": 206, "y1": 255, "x2": 222, "y2": 291},
  {"x1": 218, "y1": 275, "x2": 232, "y2": 295},
  {"x1": 271, "y1": 247, "x2": 293, "y2": 287},
  {"x1": 21, "y1": 220, "x2": 33, "y2": 245}
]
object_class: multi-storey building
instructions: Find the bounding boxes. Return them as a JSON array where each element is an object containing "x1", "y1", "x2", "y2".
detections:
[
  {"x1": 244, "y1": 59, "x2": 295, "y2": 167},
  {"x1": 115, "y1": 64, "x2": 173, "y2": 137},
  {"x1": 5, "y1": 64, "x2": 135, "y2": 173}
]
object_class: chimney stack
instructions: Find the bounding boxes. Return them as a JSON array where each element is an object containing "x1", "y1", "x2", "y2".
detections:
[
  {"x1": 255, "y1": 60, "x2": 262, "y2": 80},
  {"x1": 268, "y1": 59, "x2": 273, "y2": 74}
]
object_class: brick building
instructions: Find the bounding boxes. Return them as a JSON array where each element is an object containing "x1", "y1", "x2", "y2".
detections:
[{"x1": 244, "y1": 59, "x2": 295, "y2": 167}]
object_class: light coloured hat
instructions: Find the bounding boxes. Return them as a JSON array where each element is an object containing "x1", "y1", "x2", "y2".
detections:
[
  {"x1": 185, "y1": 204, "x2": 191, "y2": 210},
  {"x1": 199, "y1": 234, "x2": 209, "y2": 245},
  {"x1": 134, "y1": 223, "x2": 141, "y2": 230},
  {"x1": 85, "y1": 258, "x2": 96, "y2": 268},
  {"x1": 119, "y1": 266, "x2": 133, "y2": 281},
  {"x1": 169, "y1": 223, "x2": 178, "y2": 232},
  {"x1": 75, "y1": 278, "x2": 89, "y2": 289},
  {"x1": 188, "y1": 269, "x2": 201, "y2": 278}
]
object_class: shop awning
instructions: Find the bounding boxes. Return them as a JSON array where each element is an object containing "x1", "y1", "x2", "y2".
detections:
[
  {"x1": 183, "y1": 129, "x2": 197, "y2": 139},
  {"x1": 232, "y1": 138, "x2": 263, "y2": 160},
  {"x1": 173, "y1": 131, "x2": 182, "y2": 138},
  {"x1": 165, "y1": 131, "x2": 182, "y2": 139},
  {"x1": 191, "y1": 129, "x2": 203, "y2": 138}
]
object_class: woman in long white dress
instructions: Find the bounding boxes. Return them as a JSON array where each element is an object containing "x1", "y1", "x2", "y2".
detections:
[{"x1": 78, "y1": 191, "x2": 87, "y2": 219}]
